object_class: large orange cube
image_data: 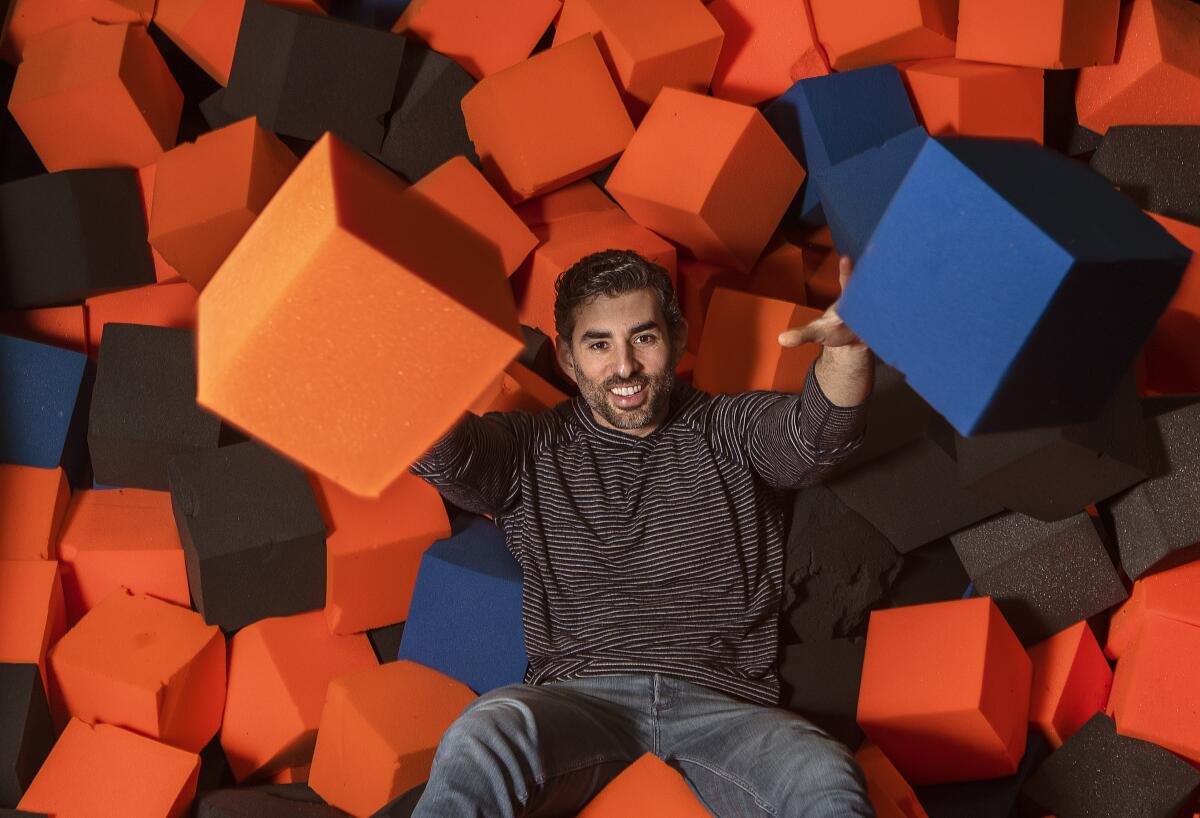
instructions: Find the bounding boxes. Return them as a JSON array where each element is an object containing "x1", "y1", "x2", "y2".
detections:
[
  {"x1": 136, "y1": 163, "x2": 186, "y2": 285},
  {"x1": 706, "y1": 0, "x2": 829, "y2": 105},
  {"x1": 0, "y1": 559, "x2": 67, "y2": 694},
  {"x1": 809, "y1": 0, "x2": 957, "y2": 72},
  {"x1": 1027, "y1": 621, "x2": 1113, "y2": 749},
  {"x1": 84, "y1": 281, "x2": 198, "y2": 356},
  {"x1": 956, "y1": 0, "x2": 1120, "y2": 69},
  {"x1": 308, "y1": 660, "x2": 476, "y2": 817},
  {"x1": 576, "y1": 753, "x2": 712, "y2": 816},
  {"x1": 857, "y1": 597, "x2": 1032, "y2": 786},
  {"x1": 48, "y1": 590, "x2": 225, "y2": 752},
  {"x1": 1105, "y1": 557, "x2": 1200, "y2": 659},
  {"x1": 898, "y1": 58, "x2": 1044, "y2": 144},
  {"x1": 675, "y1": 259, "x2": 742, "y2": 355},
  {"x1": 0, "y1": 464, "x2": 70, "y2": 561},
  {"x1": 461, "y1": 34, "x2": 635, "y2": 203},
  {"x1": 606, "y1": 87, "x2": 804, "y2": 273},
  {"x1": 196, "y1": 132, "x2": 523, "y2": 498},
  {"x1": 221, "y1": 610, "x2": 377, "y2": 781},
  {"x1": 0, "y1": 0, "x2": 154, "y2": 62},
  {"x1": 8, "y1": 18, "x2": 182, "y2": 171}
]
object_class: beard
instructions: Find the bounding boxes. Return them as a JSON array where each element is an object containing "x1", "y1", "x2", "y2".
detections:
[{"x1": 572, "y1": 358, "x2": 677, "y2": 432}]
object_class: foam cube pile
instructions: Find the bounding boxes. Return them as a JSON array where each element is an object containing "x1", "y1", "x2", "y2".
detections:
[{"x1": 1, "y1": 0, "x2": 1199, "y2": 815}]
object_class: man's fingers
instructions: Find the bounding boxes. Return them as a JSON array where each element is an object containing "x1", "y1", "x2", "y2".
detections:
[
  {"x1": 778, "y1": 322, "x2": 823, "y2": 348},
  {"x1": 838, "y1": 255, "x2": 853, "y2": 289}
]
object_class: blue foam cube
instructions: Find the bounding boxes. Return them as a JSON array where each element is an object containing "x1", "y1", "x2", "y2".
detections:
[
  {"x1": 0, "y1": 333, "x2": 87, "y2": 469},
  {"x1": 764, "y1": 65, "x2": 919, "y2": 228},
  {"x1": 836, "y1": 136, "x2": 1193, "y2": 436},
  {"x1": 399, "y1": 517, "x2": 526, "y2": 694}
]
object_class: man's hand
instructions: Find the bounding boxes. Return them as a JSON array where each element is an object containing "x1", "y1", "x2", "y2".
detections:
[{"x1": 777, "y1": 255, "x2": 867, "y2": 352}]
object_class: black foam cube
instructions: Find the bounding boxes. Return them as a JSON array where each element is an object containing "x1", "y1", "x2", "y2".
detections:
[
  {"x1": 1099, "y1": 395, "x2": 1200, "y2": 578},
  {"x1": 1091, "y1": 125, "x2": 1200, "y2": 227},
  {"x1": 882, "y1": 538, "x2": 971, "y2": 607},
  {"x1": 196, "y1": 785, "x2": 345, "y2": 818},
  {"x1": 953, "y1": 371, "x2": 1151, "y2": 521},
  {"x1": 199, "y1": 88, "x2": 241, "y2": 131},
  {"x1": 367, "y1": 621, "x2": 405, "y2": 664},
  {"x1": 376, "y1": 40, "x2": 478, "y2": 183},
  {"x1": 915, "y1": 730, "x2": 1051, "y2": 818},
  {"x1": 0, "y1": 664, "x2": 54, "y2": 809},
  {"x1": 1043, "y1": 69, "x2": 1102, "y2": 158},
  {"x1": 88, "y1": 323, "x2": 222, "y2": 491},
  {"x1": 373, "y1": 783, "x2": 425, "y2": 817},
  {"x1": 224, "y1": 0, "x2": 407, "y2": 154},
  {"x1": 168, "y1": 440, "x2": 327, "y2": 632},
  {"x1": 0, "y1": 169, "x2": 155, "y2": 309},
  {"x1": 1021, "y1": 713, "x2": 1200, "y2": 818},
  {"x1": 778, "y1": 638, "x2": 865, "y2": 750},
  {"x1": 783, "y1": 485, "x2": 901, "y2": 642},
  {"x1": 827, "y1": 360, "x2": 933, "y2": 480}
]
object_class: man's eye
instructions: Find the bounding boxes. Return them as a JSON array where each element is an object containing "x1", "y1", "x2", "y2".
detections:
[
  {"x1": 590, "y1": 342, "x2": 607, "y2": 350},
  {"x1": 637, "y1": 335, "x2": 656, "y2": 343}
]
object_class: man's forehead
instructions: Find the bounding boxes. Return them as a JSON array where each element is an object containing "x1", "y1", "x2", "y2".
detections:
[{"x1": 573, "y1": 290, "x2": 664, "y2": 339}]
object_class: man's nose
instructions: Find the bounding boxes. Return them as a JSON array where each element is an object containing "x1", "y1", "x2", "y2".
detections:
[{"x1": 613, "y1": 342, "x2": 640, "y2": 379}]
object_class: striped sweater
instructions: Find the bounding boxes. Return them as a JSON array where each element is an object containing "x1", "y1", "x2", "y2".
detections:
[{"x1": 409, "y1": 361, "x2": 868, "y2": 706}]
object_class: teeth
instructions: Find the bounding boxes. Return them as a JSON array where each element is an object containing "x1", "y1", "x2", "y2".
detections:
[{"x1": 611, "y1": 384, "x2": 643, "y2": 397}]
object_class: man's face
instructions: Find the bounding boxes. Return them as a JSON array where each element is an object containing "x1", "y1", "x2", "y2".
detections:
[{"x1": 556, "y1": 289, "x2": 685, "y2": 438}]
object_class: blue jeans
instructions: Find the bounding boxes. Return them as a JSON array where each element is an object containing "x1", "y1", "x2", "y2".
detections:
[{"x1": 412, "y1": 672, "x2": 874, "y2": 817}]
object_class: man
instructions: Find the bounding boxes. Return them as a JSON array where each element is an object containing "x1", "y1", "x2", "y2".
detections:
[{"x1": 409, "y1": 248, "x2": 876, "y2": 817}]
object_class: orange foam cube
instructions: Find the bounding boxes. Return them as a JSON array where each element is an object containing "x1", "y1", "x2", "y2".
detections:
[
  {"x1": 137, "y1": 164, "x2": 186, "y2": 285},
  {"x1": 898, "y1": 58, "x2": 1044, "y2": 144},
  {"x1": 17, "y1": 718, "x2": 199, "y2": 818},
  {"x1": 0, "y1": 0, "x2": 153, "y2": 62},
  {"x1": 553, "y1": 0, "x2": 724, "y2": 121},
  {"x1": 48, "y1": 590, "x2": 225, "y2": 752},
  {"x1": 809, "y1": 0, "x2": 957, "y2": 72},
  {"x1": 511, "y1": 207, "x2": 677, "y2": 339},
  {"x1": 1141, "y1": 213, "x2": 1200, "y2": 394},
  {"x1": 747, "y1": 238, "x2": 810, "y2": 306},
  {"x1": 55, "y1": 488, "x2": 191, "y2": 625},
  {"x1": 1027, "y1": 621, "x2": 1113, "y2": 750},
  {"x1": 149, "y1": 117, "x2": 299, "y2": 291},
  {"x1": 1105, "y1": 557, "x2": 1200, "y2": 660},
  {"x1": 0, "y1": 559, "x2": 67, "y2": 693},
  {"x1": 469, "y1": 359, "x2": 570, "y2": 414},
  {"x1": 803, "y1": 243, "x2": 843, "y2": 309},
  {"x1": 956, "y1": 0, "x2": 1120, "y2": 69},
  {"x1": 84, "y1": 282, "x2": 198, "y2": 356},
  {"x1": 8, "y1": 18, "x2": 183, "y2": 171},
  {"x1": 606, "y1": 87, "x2": 804, "y2": 273},
  {"x1": 221, "y1": 610, "x2": 377, "y2": 781},
  {"x1": 196, "y1": 132, "x2": 523, "y2": 498},
  {"x1": 411, "y1": 155, "x2": 538, "y2": 277},
  {"x1": 854, "y1": 742, "x2": 929, "y2": 818},
  {"x1": 1075, "y1": 0, "x2": 1200, "y2": 134},
  {"x1": 693, "y1": 288, "x2": 822, "y2": 394},
  {"x1": 393, "y1": 0, "x2": 562, "y2": 79},
  {"x1": 1107, "y1": 614, "x2": 1200, "y2": 764},
  {"x1": 707, "y1": 0, "x2": 829, "y2": 105},
  {"x1": 153, "y1": 0, "x2": 330, "y2": 86},
  {"x1": 857, "y1": 597, "x2": 1032, "y2": 786},
  {"x1": 676, "y1": 259, "x2": 743, "y2": 355},
  {"x1": 513, "y1": 177, "x2": 617, "y2": 229},
  {"x1": 576, "y1": 752, "x2": 712, "y2": 816},
  {"x1": 310, "y1": 470, "x2": 450, "y2": 635},
  {"x1": 308, "y1": 660, "x2": 476, "y2": 818},
  {"x1": 0, "y1": 304, "x2": 89, "y2": 355},
  {"x1": 0, "y1": 464, "x2": 70, "y2": 561},
  {"x1": 461, "y1": 33, "x2": 634, "y2": 203}
]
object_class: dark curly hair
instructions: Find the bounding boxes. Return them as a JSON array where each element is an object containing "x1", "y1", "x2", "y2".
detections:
[{"x1": 553, "y1": 249, "x2": 685, "y2": 347}]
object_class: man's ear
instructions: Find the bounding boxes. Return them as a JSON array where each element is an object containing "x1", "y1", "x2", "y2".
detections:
[
  {"x1": 555, "y1": 335, "x2": 578, "y2": 385},
  {"x1": 673, "y1": 319, "x2": 689, "y2": 360}
]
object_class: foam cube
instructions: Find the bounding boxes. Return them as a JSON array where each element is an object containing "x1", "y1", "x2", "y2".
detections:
[
  {"x1": 675, "y1": 259, "x2": 742, "y2": 355},
  {"x1": 309, "y1": 470, "x2": 450, "y2": 635},
  {"x1": 367, "y1": 622, "x2": 405, "y2": 664},
  {"x1": 221, "y1": 611, "x2": 376, "y2": 782},
  {"x1": 223, "y1": 1, "x2": 407, "y2": 153},
  {"x1": 607, "y1": 88, "x2": 802, "y2": 273},
  {"x1": 149, "y1": 117, "x2": 298, "y2": 291},
  {"x1": 576, "y1": 753, "x2": 712, "y2": 817},
  {"x1": 512, "y1": 208, "x2": 675, "y2": 339},
  {"x1": 0, "y1": 466, "x2": 69, "y2": 561},
  {"x1": 88, "y1": 324, "x2": 222, "y2": 490},
  {"x1": 834, "y1": 136, "x2": 1191, "y2": 436},
  {"x1": 473, "y1": 361, "x2": 570, "y2": 414},
  {"x1": 0, "y1": 305, "x2": 88, "y2": 355},
  {"x1": 197, "y1": 133, "x2": 521, "y2": 497},
  {"x1": 195, "y1": 786, "x2": 349, "y2": 818},
  {"x1": 1021, "y1": 712, "x2": 1200, "y2": 818},
  {"x1": 854, "y1": 743, "x2": 927, "y2": 818},
  {"x1": 857, "y1": 597, "x2": 1032, "y2": 785},
  {"x1": 779, "y1": 638, "x2": 866, "y2": 749},
  {"x1": 84, "y1": 283, "x2": 197, "y2": 356},
  {"x1": 512, "y1": 177, "x2": 616, "y2": 229},
  {"x1": 307, "y1": 660, "x2": 476, "y2": 817},
  {"x1": 763, "y1": 65, "x2": 918, "y2": 229},
  {"x1": 16, "y1": 718, "x2": 199, "y2": 818},
  {"x1": 1099, "y1": 396, "x2": 1200, "y2": 578},
  {"x1": 1106, "y1": 558, "x2": 1200, "y2": 660},
  {"x1": 825, "y1": 360, "x2": 933, "y2": 480},
  {"x1": 398, "y1": 518, "x2": 525, "y2": 694},
  {"x1": 0, "y1": 336, "x2": 90, "y2": 473},
  {"x1": 0, "y1": 169, "x2": 155, "y2": 310},
  {"x1": 135, "y1": 164, "x2": 185, "y2": 285},
  {"x1": 7, "y1": 18, "x2": 181, "y2": 172},
  {"x1": 1074, "y1": 0, "x2": 1200, "y2": 135},
  {"x1": 883, "y1": 539, "x2": 970, "y2": 608},
  {"x1": 0, "y1": 0, "x2": 154, "y2": 62},
  {"x1": 808, "y1": 0, "x2": 957, "y2": 72},
  {"x1": 1090, "y1": 125, "x2": 1200, "y2": 227},
  {"x1": 0, "y1": 563, "x2": 66, "y2": 697},
  {"x1": 912, "y1": 730, "x2": 1051, "y2": 818},
  {"x1": 0, "y1": 664, "x2": 55, "y2": 809},
  {"x1": 745, "y1": 239, "x2": 810, "y2": 307},
  {"x1": 898, "y1": 59, "x2": 1044, "y2": 144},
  {"x1": 462, "y1": 34, "x2": 634, "y2": 203},
  {"x1": 48, "y1": 590, "x2": 225, "y2": 752},
  {"x1": 705, "y1": 0, "x2": 828, "y2": 106},
  {"x1": 168, "y1": 441, "x2": 327, "y2": 631},
  {"x1": 553, "y1": 0, "x2": 724, "y2": 121},
  {"x1": 55, "y1": 488, "x2": 191, "y2": 625},
  {"x1": 392, "y1": 0, "x2": 560, "y2": 79},
  {"x1": 956, "y1": 0, "x2": 1119, "y2": 69},
  {"x1": 375, "y1": 41, "x2": 478, "y2": 182},
  {"x1": 1028, "y1": 621, "x2": 1113, "y2": 750},
  {"x1": 1142, "y1": 213, "x2": 1200, "y2": 394}
]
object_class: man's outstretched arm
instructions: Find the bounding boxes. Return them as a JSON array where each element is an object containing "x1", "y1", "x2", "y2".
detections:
[{"x1": 408, "y1": 411, "x2": 526, "y2": 518}]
